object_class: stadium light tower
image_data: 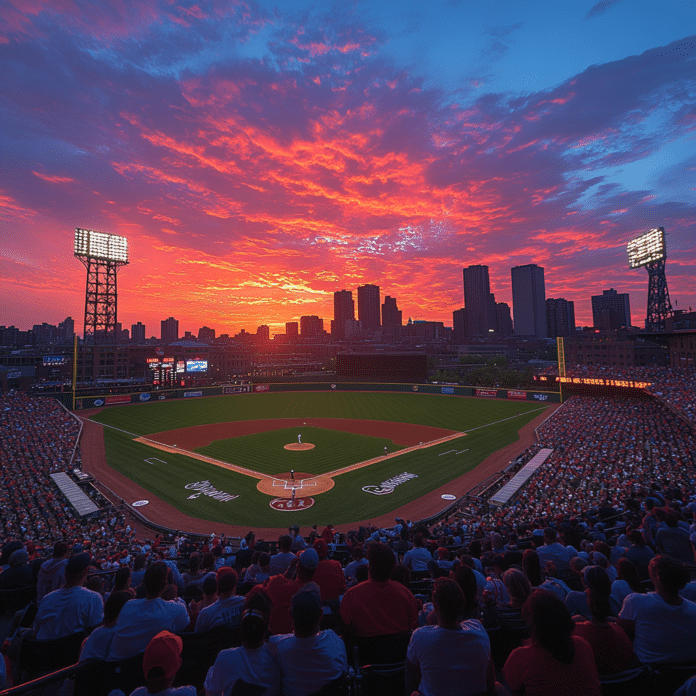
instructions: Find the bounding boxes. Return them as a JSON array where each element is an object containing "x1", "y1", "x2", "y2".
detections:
[
  {"x1": 74, "y1": 228, "x2": 129, "y2": 344},
  {"x1": 627, "y1": 227, "x2": 672, "y2": 333}
]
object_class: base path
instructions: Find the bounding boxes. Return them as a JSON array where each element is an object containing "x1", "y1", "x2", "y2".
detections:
[{"x1": 78, "y1": 408, "x2": 557, "y2": 537}]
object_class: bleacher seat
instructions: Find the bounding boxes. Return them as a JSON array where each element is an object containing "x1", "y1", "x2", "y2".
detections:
[{"x1": 17, "y1": 631, "x2": 86, "y2": 683}]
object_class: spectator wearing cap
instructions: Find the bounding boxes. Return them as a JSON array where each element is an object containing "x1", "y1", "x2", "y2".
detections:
[
  {"x1": 204, "y1": 593, "x2": 280, "y2": 696},
  {"x1": 247, "y1": 548, "x2": 320, "y2": 635},
  {"x1": 536, "y1": 528, "x2": 576, "y2": 574},
  {"x1": 340, "y1": 542, "x2": 418, "y2": 637},
  {"x1": 618, "y1": 555, "x2": 696, "y2": 664},
  {"x1": 406, "y1": 577, "x2": 494, "y2": 696},
  {"x1": 269, "y1": 583, "x2": 347, "y2": 696},
  {"x1": 289, "y1": 525, "x2": 307, "y2": 553},
  {"x1": 311, "y1": 539, "x2": 346, "y2": 601},
  {"x1": 195, "y1": 568, "x2": 245, "y2": 632},
  {"x1": 270, "y1": 535, "x2": 295, "y2": 576},
  {"x1": 129, "y1": 630, "x2": 196, "y2": 696},
  {"x1": 32, "y1": 553, "x2": 104, "y2": 640},
  {"x1": 36, "y1": 541, "x2": 69, "y2": 602},
  {"x1": 0, "y1": 549, "x2": 34, "y2": 589},
  {"x1": 109, "y1": 561, "x2": 190, "y2": 660}
]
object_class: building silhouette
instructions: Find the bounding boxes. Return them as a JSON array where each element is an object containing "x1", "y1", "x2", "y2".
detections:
[
  {"x1": 511, "y1": 264, "x2": 547, "y2": 339},
  {"x1": 495, "y1": 302, "x2": 513, "y2": 337},
  {"x1": 300, "y1": 315, "x2": 323, "y2": 339},
  {"x1": 357, "y1": 284, "x2": 381, "y2": 332},
  {"x1": 161, "y1": 317, "x2": 179, "y2": 343},
  {"x1": 198, "y1": 326, "x2": 216, "y2": 343},
  {"x1": 285, "y1": 322, "x2": 299, "y2": 337},
  {"x1": 256, "y1": 325, "x2": 270, "y2": 341},
  {"x1": 591, "y1": 288, "x2": 631, "y2": 331},
  {"x1": 381, "y1": 296, "x2": 402, "y2": 327},
  {"x1": 332, "y1": 290, "x2": 355, "y2": 340},
  {"x1": 131, "y1": 322, "x2": 146, "y2": 344},
  {"x1": 546, "y1": 298, "x2": 575, "y2": 338},
  {"x1": 463, "y1": 265, "x2": 495, "y2": 337}
]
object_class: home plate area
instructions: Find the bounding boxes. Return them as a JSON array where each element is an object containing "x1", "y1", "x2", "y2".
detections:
[{"x1": 256, "y1": 471, "x2": 335, "y2": 505}]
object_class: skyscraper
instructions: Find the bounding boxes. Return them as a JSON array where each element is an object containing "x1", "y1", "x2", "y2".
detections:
[
  {"x1": 300, "y1": 315, "x2": 323, "y2": 338},
  {"x1": 332, "y1": 290, "x2": 355, "y2": 340},
  {"x1": 591, "y1": 288, "x2": 631, "y2": 331},
  {"x1": 511, "y1": 264, "x2": 547, "y2": 339},
  {"x1": 357, "y1": 284, "x2": 381, "y2": 331},
  {"x1": 381, "y1": 296, "x2": 402, "y2": 327},
  {"x1": 546, "y1": 298, "x2": 575, "y2": 338},
  {"x1": 161, "y1": 317, "x2": 179, "y2": 343},
  {"x1": 286, "y1": 322, "x2": 299, "y2": 337},
  {"x1": 131, "y1": 321, "x2": 146, "y2": 344},
  {"x1": 462, "y1": 265, "x2": 494, "y2": 337},
  {"x1": 256, "y1": 325, "x2": 270, "y2": 341}
]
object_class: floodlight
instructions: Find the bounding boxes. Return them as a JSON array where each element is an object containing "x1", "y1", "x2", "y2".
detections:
[
  {"x1": 627, "y1": 227, "x2": 665, "y2": 269},
  {"x1": 74, "y1": 228, "x2": 129, "y2": 263}
]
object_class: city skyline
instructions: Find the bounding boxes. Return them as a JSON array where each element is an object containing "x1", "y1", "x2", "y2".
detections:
[{"x1": 1, "y1": 2, "x2": 695, "y2": 336}]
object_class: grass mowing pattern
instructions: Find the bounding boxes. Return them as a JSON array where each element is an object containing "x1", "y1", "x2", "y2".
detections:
[
  {"x1": 92, "y1": 392, "x2": 548, "y2": 527},
  {"x1": 91, "y1": 391, "x2": 542, "y2": 435},
  {"x1": 195, "y1": 427, "x2": 401, "y2": 476}
]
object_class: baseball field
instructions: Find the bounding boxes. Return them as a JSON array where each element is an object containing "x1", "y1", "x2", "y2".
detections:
[{"x1": 85, "y1": 391, "x2": 551, "y2": 529}]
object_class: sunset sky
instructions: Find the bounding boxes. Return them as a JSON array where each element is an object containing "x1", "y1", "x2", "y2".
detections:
[{"x1": 1, "y1": 0, "x2": 695, "y2": 338}]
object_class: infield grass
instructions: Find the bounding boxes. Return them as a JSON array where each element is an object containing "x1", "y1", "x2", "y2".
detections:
[
  {"x1": 195, "y1": 427, "x2": 402, "y2": 476},
  {"x1": 91, "y1": 391, "x2": 550, "y2": 527}
]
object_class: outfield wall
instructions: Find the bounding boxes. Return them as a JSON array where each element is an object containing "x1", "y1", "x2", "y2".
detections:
[{"x1": 69, "y1": 382, "x2": 560, "y2": 409}]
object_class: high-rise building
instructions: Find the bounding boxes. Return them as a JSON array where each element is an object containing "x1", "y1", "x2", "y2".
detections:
[
  {"x1": 511, "y1": 264, "x2": 547, "y2": 339},
  {"x1": 256, "y1": 325, "x2": 270, "y2": 341},
  {"x1": 495, "y1": 302, "x2": 513, "y2": 336},
  {"x1": 463, "y1": 265, "x2": 495, "y2": 337},
  {"x1": 591, "y1": 288, "x2": 631, "y2": 331},
  {"x1": 452, "y1": 308, "x2": 467, "y2": 342},
  {"x1": 131, "y1": 322, "x2": 146, "y2": 344},
  {"x1": 332, "y1": 290, "x2": 355, "y2": 340},
  {"x1": 161, "y1": 317, "x2": 179, "y2": 343},
  {"x1": 382, "y1": 296, "x2": 402, "y2": 327},
  {"x1": 58, "y1": 317, "x2": 75, "y2": 341},
  {"x1": 286, "y1": 322, "x2": 299, "y2": 337},
  {"x1": 546, "y1": 298, "x2": 576, "y2": 338},
  {"x1": 357, "y1": 284, "x2": 381, "y2": 331},
  {"x1": 300, "y1": 316, "x2": 323, "y2": 338},
  {"x1": 198, "y1": 326, "x2": 216, "y2": 343}
]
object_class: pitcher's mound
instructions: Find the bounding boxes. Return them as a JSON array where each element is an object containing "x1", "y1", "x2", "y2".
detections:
[{"x1": 284, "y1": 443, "x2": 315, "y2": 451}]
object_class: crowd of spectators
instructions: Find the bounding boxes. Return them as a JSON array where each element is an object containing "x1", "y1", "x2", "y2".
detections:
[{"x1": 1, "y1": 378, "x2": 696, "y2": 694}]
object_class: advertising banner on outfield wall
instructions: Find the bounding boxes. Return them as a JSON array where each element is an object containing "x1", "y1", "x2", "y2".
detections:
[
  {"x1": 507, "y1": 390, "x2": 527, "y2": 400},
  {"x1": 254, "y1": 384, "x2": 270, "y2": 392},
  {"x1": 105, "y1": 394, "x2": 132, "y2": 405},
  {"x1": 223, "y1": 385, "x2": 251, "y2": 394},
  {"x1": 475, "y1": 388, "x2": 498, "y2": 398}
]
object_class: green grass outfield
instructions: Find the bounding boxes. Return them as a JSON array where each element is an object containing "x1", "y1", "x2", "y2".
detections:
[{"x1": 91, "y1": 392, "x2": 549, "y2": 527}]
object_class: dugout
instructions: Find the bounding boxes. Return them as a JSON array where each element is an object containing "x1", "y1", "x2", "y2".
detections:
[{"x1": 335, "y1": 352, "x2": 427, "y2": 382}]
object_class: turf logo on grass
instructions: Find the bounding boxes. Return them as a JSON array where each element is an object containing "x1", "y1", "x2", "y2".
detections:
[
  {"x1": 184, "y1": 480, "x2": 239, "y2": 502},
  {"x1": 362, "y1": 472, "x2": 418, "y2": 495}
]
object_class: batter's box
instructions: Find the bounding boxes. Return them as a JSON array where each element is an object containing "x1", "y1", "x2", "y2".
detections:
[
  {"x1": 271, "y1": 478, "x2": 317, "y2": 489},
  {"x1": 145, "y1": 458, "x2": 167, "y2": 465}
]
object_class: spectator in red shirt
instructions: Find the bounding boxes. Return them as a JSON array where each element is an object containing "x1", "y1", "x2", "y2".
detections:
[
  {"x1": 311, "y1": 539, "x2": 346, "y2": 602},
  {"x1": 340, "y1": 542, "x2": 418, "y2": 637},
  {"x1": 248, "y1": 547, "x2": 319, "y2": 635},
  {"x1": 503, "y1": 589, "x2": 600, "y2": 696}
]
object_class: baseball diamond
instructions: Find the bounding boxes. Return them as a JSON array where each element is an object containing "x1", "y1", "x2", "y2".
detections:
[{"x1": 81, "y1": 390, "x2": 555, "y2": 535}]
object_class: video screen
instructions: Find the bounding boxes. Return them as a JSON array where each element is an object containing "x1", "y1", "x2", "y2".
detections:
[{"x1": 186, "y1": 360, "x2": 208, "y2": 372}]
